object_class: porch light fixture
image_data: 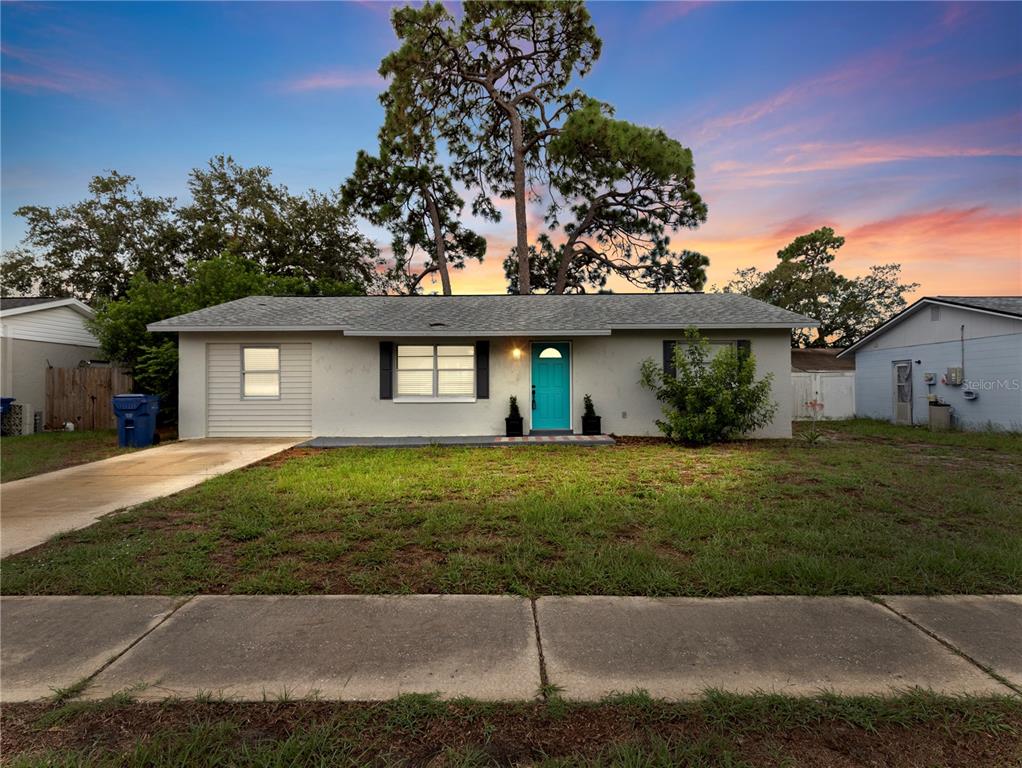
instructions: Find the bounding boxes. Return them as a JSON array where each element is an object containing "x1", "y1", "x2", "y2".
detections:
[{"x1": 512, "y1": 347, "x2": 522, "y2": 360}]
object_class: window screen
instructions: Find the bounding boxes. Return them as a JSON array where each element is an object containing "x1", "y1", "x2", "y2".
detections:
[{"x1": 242, "y1": 346, "x2": 280, "y2": 398}]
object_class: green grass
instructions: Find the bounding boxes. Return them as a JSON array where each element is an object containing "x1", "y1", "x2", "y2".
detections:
[
  {"x1": 1, "y1": 430, "x2": 133, "y2": 482},
  {"x1": 4, "y1": 691, "x2": 1020, "y2": 767},
  {"x1": 2, "y1": 420, "x2": 1020, "y2": 596}
]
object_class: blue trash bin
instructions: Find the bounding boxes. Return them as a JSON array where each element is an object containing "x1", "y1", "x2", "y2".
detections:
[
  {"x1": 112, "y1": 394, "x2": 160, "y2": 448},
  {"x1": 136, "y1": 395, "x2": 160, "y2": 447},
  {"x1": 112, "y1": 394, "x2": 145, "y2": 447},
  {"x1": 0, "y1": 397, "x2": 14, "y2": 417}
]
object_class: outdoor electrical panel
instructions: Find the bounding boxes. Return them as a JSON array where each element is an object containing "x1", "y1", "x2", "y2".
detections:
[{"x1": 946, "y1": 367, "x2": 964, "y2": 386}]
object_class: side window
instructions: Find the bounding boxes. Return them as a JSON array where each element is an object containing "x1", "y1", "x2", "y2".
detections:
[{"x1": 242, "y1": 346, "x2": 280, "y2": 398}]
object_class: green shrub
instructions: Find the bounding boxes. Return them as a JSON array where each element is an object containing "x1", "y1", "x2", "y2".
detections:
[{"x1": 640, "y1": 328, "x2": 776, "y2": 444}]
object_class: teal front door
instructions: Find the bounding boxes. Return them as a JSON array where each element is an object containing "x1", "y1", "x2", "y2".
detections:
[{"x1": 531, "y1": 342, "x2": 571, "y2": 431}]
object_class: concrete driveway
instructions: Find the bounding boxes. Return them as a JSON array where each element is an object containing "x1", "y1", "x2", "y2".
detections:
[{"x1": 1, "y1": 438, "x2": 299, "y2": 557}]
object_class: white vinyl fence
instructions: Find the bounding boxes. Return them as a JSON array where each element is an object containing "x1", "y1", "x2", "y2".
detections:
[{"x1": 792, "y1": 371, "x2": 856, "y2": 420}]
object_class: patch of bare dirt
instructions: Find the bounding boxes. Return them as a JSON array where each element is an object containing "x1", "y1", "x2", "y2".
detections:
[{"x1": 252, "y1": 447, "x2": 319, "y2": 468}]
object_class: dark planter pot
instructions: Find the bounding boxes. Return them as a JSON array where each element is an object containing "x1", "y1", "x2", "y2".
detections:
[
  {"x1": 582, "y1": 415, "x2": 602, "y2": 436},
  {"x1": 505, "y1": 416, "x2": 524, "y2": 437}
]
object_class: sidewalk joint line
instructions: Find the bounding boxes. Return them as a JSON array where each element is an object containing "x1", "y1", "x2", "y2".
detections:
[
  {"x1": 61, "y1": 596, "x2": 195, "y2": 702},
  {"x1": 530, "y1": 598, "x2": 551, "y2": 698},
  {"x1": 873, "y1": 596, "x2": 1021, "y2": 696}
]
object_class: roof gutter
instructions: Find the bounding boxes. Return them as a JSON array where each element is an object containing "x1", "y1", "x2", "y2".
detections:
[{"x1": 147, "y1": 323, "x2": 813, "y2": 334}]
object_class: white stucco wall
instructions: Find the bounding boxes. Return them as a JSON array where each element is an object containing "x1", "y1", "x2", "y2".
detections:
[{"x1": 176, "y1": 329, "x2": 794, "y2": 439}]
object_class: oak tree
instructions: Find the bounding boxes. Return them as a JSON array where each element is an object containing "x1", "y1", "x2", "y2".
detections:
[
  {"x1": 8, "y1": 172, "x2": 183, "y2": 301},
  {"x1": 726, "y1": 227, "x2": 919, "y2": 347},
  {"x1": 179, "y1": 155, "x2": 385, "y2": 290}
]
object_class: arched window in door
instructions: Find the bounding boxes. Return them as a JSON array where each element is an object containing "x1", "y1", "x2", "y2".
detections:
[{"x1": 538, "y1": 347, "x2": 562, "y2": 359}]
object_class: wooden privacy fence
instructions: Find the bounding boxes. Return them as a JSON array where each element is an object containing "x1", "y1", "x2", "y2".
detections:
[
  {"x1": 45, "y1": 367, "x2": 133, "y2": 431},
  {"x1": 792, "y1": 371, "x2": 856, "y2": 420}
]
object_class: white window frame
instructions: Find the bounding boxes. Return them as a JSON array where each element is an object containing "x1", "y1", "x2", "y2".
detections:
[
  {"x1": 394, "y1": 343, "x2": 476, "y2": 402},
  {"x1": 241, "y1": 344, "x2": 281, "y2": 400}
]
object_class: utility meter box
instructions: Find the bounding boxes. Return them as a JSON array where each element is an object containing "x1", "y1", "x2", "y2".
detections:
[{"x1": 946, "y1": 367, "x2": 964, "y2": 386}]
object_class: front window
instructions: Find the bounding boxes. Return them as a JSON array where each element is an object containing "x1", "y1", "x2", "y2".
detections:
[
  {"x1": 242, "y1": 346, "x2": 280, "y2": 398},
  {"x1": 397, "y1": 344, "x2": 475, "y2": 399}
]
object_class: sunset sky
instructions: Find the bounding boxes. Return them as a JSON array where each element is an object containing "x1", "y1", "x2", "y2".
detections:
[{"x1": 2, "y1": 1, "x2": 1020, "y2": 297}]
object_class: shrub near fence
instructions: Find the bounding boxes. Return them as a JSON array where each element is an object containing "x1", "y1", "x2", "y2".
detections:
[{"x1": 45, "y1": 366, "x2": 133, "y2": 430}]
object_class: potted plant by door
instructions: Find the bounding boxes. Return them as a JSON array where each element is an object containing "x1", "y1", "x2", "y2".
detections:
[
  {"x1": 582, "y1": 393, "x2": 602, "y2": 435},
  {"x1": 505, "y1": 396, "x2": 524, "y2": 437}
]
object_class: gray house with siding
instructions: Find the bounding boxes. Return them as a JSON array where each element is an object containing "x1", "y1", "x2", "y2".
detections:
[
  {"x1": 837, "y1": 296, "x2": 1022, "y2": 431},
  {"x1": 148, "y1": 293, "x2": 817, "y2": 440},
  {"x1": 1, "y1": 297, "x2": 102, "y2": 426}
]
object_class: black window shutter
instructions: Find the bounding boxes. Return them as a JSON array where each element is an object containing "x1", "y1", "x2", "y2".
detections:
[
  {"x1": 736, "y1": 339, "x2": 752, "y2": 361},
  {"x1": 475, "y1": 340, "x2": 490, "y2": 399},
  {"x1": 663, "y1": 340, "x2": 677, "y2": 378},
  {"x1": 379, "y1": 341, "x2": 393, "y2": 400}
]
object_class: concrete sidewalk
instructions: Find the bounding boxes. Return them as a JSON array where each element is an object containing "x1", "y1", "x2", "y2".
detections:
[
  {"x1": 1, "y1": 438, "x2": 298, "y2": 557},
  {"x1": 1, "y1": 595, "x2": 1019, "y2": 703}
]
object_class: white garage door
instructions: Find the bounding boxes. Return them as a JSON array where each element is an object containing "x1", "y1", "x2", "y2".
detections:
[{"x1": 206, "y1": 343, "x2": 312, "y2": 437}]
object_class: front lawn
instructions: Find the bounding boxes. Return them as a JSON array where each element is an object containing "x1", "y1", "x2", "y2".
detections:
[
  {"x1": 3, "y1": 420, "x2": 1019, "y2": 596},
  {"x1": 0, "y1": 430, "x2": 133, "y2": 483}
]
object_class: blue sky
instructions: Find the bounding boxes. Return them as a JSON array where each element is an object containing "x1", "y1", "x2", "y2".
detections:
[{"x1": 2, "y1": 1, "x2": 1020, "y2": 295}]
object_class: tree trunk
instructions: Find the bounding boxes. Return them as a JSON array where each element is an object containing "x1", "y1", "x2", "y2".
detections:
[
  {"x1": 553, "y1": 241, "x2": 575, "y2": 294},
  {"x1": 509, "y1": 116, "x2": 531, "y2": 294},
  {"x1": 424, "y1": 189, "x2": 452, "y2": 296}
]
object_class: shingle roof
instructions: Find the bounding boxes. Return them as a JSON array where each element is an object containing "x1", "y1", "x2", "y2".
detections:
[
  {"x1": 0, "y1": 297, "x2": 62, "y2": 310},
  {"x1": 0, "y1": 297, "x2": 93, "y2": 317},
  {"x1": 147, "y1": 293, "x2": 818, "y2": 335},
  {"x1": 935, "y1": 296, "x2": 1022, "y2": 317},
  {"x1": 791, "y1": 348, "x2": 855, "y2": 372}
]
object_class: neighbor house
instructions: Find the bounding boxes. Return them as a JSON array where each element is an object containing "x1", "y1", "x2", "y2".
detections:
[
  {"x1": 0, "y1": 297, "x2": 102, "y2": 429},
  {"x1": 837, "y1": 296, "x2": 1022, "y2": 430},
  {"x1": 147, "y1": 293, "x2": 818, "y2": 440}
]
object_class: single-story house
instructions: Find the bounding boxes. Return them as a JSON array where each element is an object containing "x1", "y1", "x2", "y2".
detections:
[
  {"x1": 147, "y1": 293, "x2": 818, "y2": 440},
  {"x1": 1, "y1": 297, "x2": 102, "y2": 428},
  {"x1": 837, "y1": 296, "x2": 1022, "y2": 430},
  {"x1": 791, "y1": 348, "x2": 855, "y2": 420}
]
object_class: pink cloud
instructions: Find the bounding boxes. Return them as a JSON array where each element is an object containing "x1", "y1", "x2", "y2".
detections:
[
  {"x1": 693, "y1": 3, "x2": 983, "y2": 142},
  {"x1": 349, "y1": 0, "x2": 399, "y2": 16},
  {"x1": 431, "y1": 200, "x2": 1022, "y2": 298},
  {"x1": 712, "y1": 137, "x2": 1022, "y2": 179},
  {"x1": 642, "y1": 1, "x2": 710, "y2": 26},
  {"x1": 0, "y1": 44, "x2": 116, "y2": 95},
  {"x1": 695, "y1": 49, "x2": 901, "y2": 139},
  {"x1": 281, "y1": 69, "x2": 385, "y2": 93},
  {"x1": 940, "y1": 2, "x2": 970, "y2": 29}
]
